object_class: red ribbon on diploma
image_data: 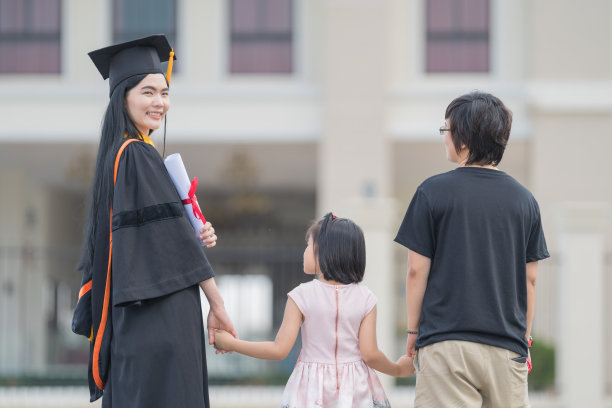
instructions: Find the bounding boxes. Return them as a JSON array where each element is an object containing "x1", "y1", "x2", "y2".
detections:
[{"x1": 181, "y1": 177, "x2": 207, "y2": 224}]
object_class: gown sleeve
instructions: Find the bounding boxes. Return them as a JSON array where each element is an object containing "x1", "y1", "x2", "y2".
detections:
[
  {"x1": 72, "y1": 260, "x2": 93, "y2": 338},
  {"x1": 111, "y1": 141, "x2": 214, "y2": 306}
]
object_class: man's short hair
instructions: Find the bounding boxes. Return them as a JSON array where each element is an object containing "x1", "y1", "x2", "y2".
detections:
[{"x1": 445, "y1": 91, "x2": 512, "y2": 166}]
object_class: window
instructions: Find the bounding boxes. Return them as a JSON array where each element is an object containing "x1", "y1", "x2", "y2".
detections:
[
  {"x1": 229, "y1": 0, "x2": 293, "y2": 74},
  {"x1": 0, "y1": 0, "x2": 61, "y2": 74},
  {"x1": 113, "y1": 0, "x2": 176, "y2": 45},
  {"x1": 426, "y1": 0, "x2": 489, "y2": 73}
]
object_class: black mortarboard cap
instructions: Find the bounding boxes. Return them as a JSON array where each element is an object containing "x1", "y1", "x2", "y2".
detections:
[{"x1": 88, "y1": 34, "x2": 176, "y2": 97}]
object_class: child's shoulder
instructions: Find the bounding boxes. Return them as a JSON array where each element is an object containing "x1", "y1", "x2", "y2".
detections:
[
  {"x1": 356, "y1": 283, "x2": 378, "y2": 309},
  {"x1": 353, "y1": 282, "x2": 377, "y2": 300},
  {"x1": 288, "y1": 279, "x2": 316, "y2": 297},
  {"x1": 290, "y1": 280, "x2": 375, "y2": 295},
  {"x1": 295, "y1": 279, "x2": 317, "y2": 290},
  {"x1": 346, "y1": 283, "x2": 378, "y2": 316},
  {"x1": 287, "y1": 280, "x2": 319, "y2": 313}
]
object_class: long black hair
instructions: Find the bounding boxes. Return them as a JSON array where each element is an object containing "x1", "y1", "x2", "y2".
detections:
[
  {"x1": 77, "y1": 74, "x2": 148, "y2": 275},
  {"x1": 306, "y1": 213, "x2": 366, "y2": 284}
]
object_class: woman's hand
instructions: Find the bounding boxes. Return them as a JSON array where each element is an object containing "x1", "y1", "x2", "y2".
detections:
[
  {"x1": 207, "y1": 305, "x2": 238, "y2": 354},
  {"x1": 200, "y1": 221, "x2": 217, "y2": 247},
  {"x1": 213, "y1": 329, "x2": 235, "y2": 352},
  {"x1": 200, "y1": 277, "x2": 236, "y2": 353}
]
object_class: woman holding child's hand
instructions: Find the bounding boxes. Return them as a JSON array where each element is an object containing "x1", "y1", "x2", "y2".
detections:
[{"x1": 213, "y1": 329, "x2": 235, "y2": 351}]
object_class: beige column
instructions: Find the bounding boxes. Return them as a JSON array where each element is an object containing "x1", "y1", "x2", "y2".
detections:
[
  {"x1": 556, "y1": 202, "x2": 608, "y2": 408},
  {"x1": 63, "y1": 0, "x2": 109, "y2": 83},
  {"x1": 180, "y1": 0, "x2": 222, "y2": 83},
  {"x1": 318, "y1": 0, "x2": 390, "y2": 211},
  {"x1": 319, "y1": 0, "x2": 396, "y2": 390}
]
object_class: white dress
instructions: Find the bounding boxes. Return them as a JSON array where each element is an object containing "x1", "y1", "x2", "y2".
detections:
[{"x1": 280, "y1": 279, "x2": 391, "y2": 408}]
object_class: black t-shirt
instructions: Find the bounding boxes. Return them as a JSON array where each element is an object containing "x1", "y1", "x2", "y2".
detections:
[{"x1": 395, "y1": 167, "x2": 550, "y2": 356}]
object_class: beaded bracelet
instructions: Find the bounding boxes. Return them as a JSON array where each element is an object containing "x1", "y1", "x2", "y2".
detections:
[{"x1": 406, "y1": 330, "x2": 418, "y2": 335}]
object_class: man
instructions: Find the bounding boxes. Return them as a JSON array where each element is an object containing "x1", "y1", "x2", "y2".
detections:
[{"x1": 395, "y1": 91, "x2": 549, "y2": 407}]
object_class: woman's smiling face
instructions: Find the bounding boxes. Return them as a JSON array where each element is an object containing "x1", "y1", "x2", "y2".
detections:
[{"x1": 125, "y1": 73, "x2": 169, "y2": 136}]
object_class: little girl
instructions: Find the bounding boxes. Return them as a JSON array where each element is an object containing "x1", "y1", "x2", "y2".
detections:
[{"x1": 215, "y1": 213, "x2": 413, "y2": 407}]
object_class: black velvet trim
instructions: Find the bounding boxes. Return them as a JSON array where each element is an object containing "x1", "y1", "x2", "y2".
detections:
[{"x1": 112, "y1": 202, "x2": 183, "y2": 231}]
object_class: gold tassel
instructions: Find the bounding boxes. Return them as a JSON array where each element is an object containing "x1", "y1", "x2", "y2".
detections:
[{"x1": 166, "y1": 49, "x2": 174, "y2": 85}]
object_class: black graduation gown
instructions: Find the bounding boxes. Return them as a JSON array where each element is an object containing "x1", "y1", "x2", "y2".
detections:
[{"x1": 72, "y1": 140, "x2": 214, "y2": 407}]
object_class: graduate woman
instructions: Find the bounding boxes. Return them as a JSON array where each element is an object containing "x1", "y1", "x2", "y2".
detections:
[{"x1": 71, "y1": 35, "x2": 237, "y2": 407}]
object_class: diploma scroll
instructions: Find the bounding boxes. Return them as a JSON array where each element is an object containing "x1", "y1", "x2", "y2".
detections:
[{"x1": 164, "y1": 153, "x2": 207, "y2": 244}]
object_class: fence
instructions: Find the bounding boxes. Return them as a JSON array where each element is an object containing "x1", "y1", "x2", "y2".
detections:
[{"x1": 1, "y1": 246, "x2": 610, "y2": 395}]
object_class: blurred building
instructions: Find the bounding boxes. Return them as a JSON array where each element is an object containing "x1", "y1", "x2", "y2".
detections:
[{"x1": 0, "y1": 0, "x2": 611, "y2": 406}]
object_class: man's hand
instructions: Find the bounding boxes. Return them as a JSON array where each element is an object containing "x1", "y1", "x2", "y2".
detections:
[{"x1": 406, "y1": 333, "x2": 418, "y2": 357}]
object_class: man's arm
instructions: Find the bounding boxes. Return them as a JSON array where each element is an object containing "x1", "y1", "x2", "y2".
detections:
[
  {"x1": 525, "y1": 261, "x2": 538, "y2": 340},
  {"x1": 406, "y1": 249, "x2": 431, "y2": 357}
]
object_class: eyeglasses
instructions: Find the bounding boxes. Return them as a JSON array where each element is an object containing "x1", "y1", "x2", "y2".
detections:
[{"x1": 439, "y1": 126, "x2": 450, "y2": 135}]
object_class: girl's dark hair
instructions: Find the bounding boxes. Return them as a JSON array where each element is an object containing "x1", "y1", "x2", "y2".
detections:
[
  {"x1": 306, "y1": 213, "x2": 366, "y2": 284},
  {"x1": 77, "y1": 74, "x2": 149, "y2": 275},
  {"x1": 445, "y1": 91, "x2": 512, "y2": 166}
]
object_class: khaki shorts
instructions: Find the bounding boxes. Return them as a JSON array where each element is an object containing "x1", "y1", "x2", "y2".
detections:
[{"x1": 413, "y1": 340, "x2": 529, "y2": 408}]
